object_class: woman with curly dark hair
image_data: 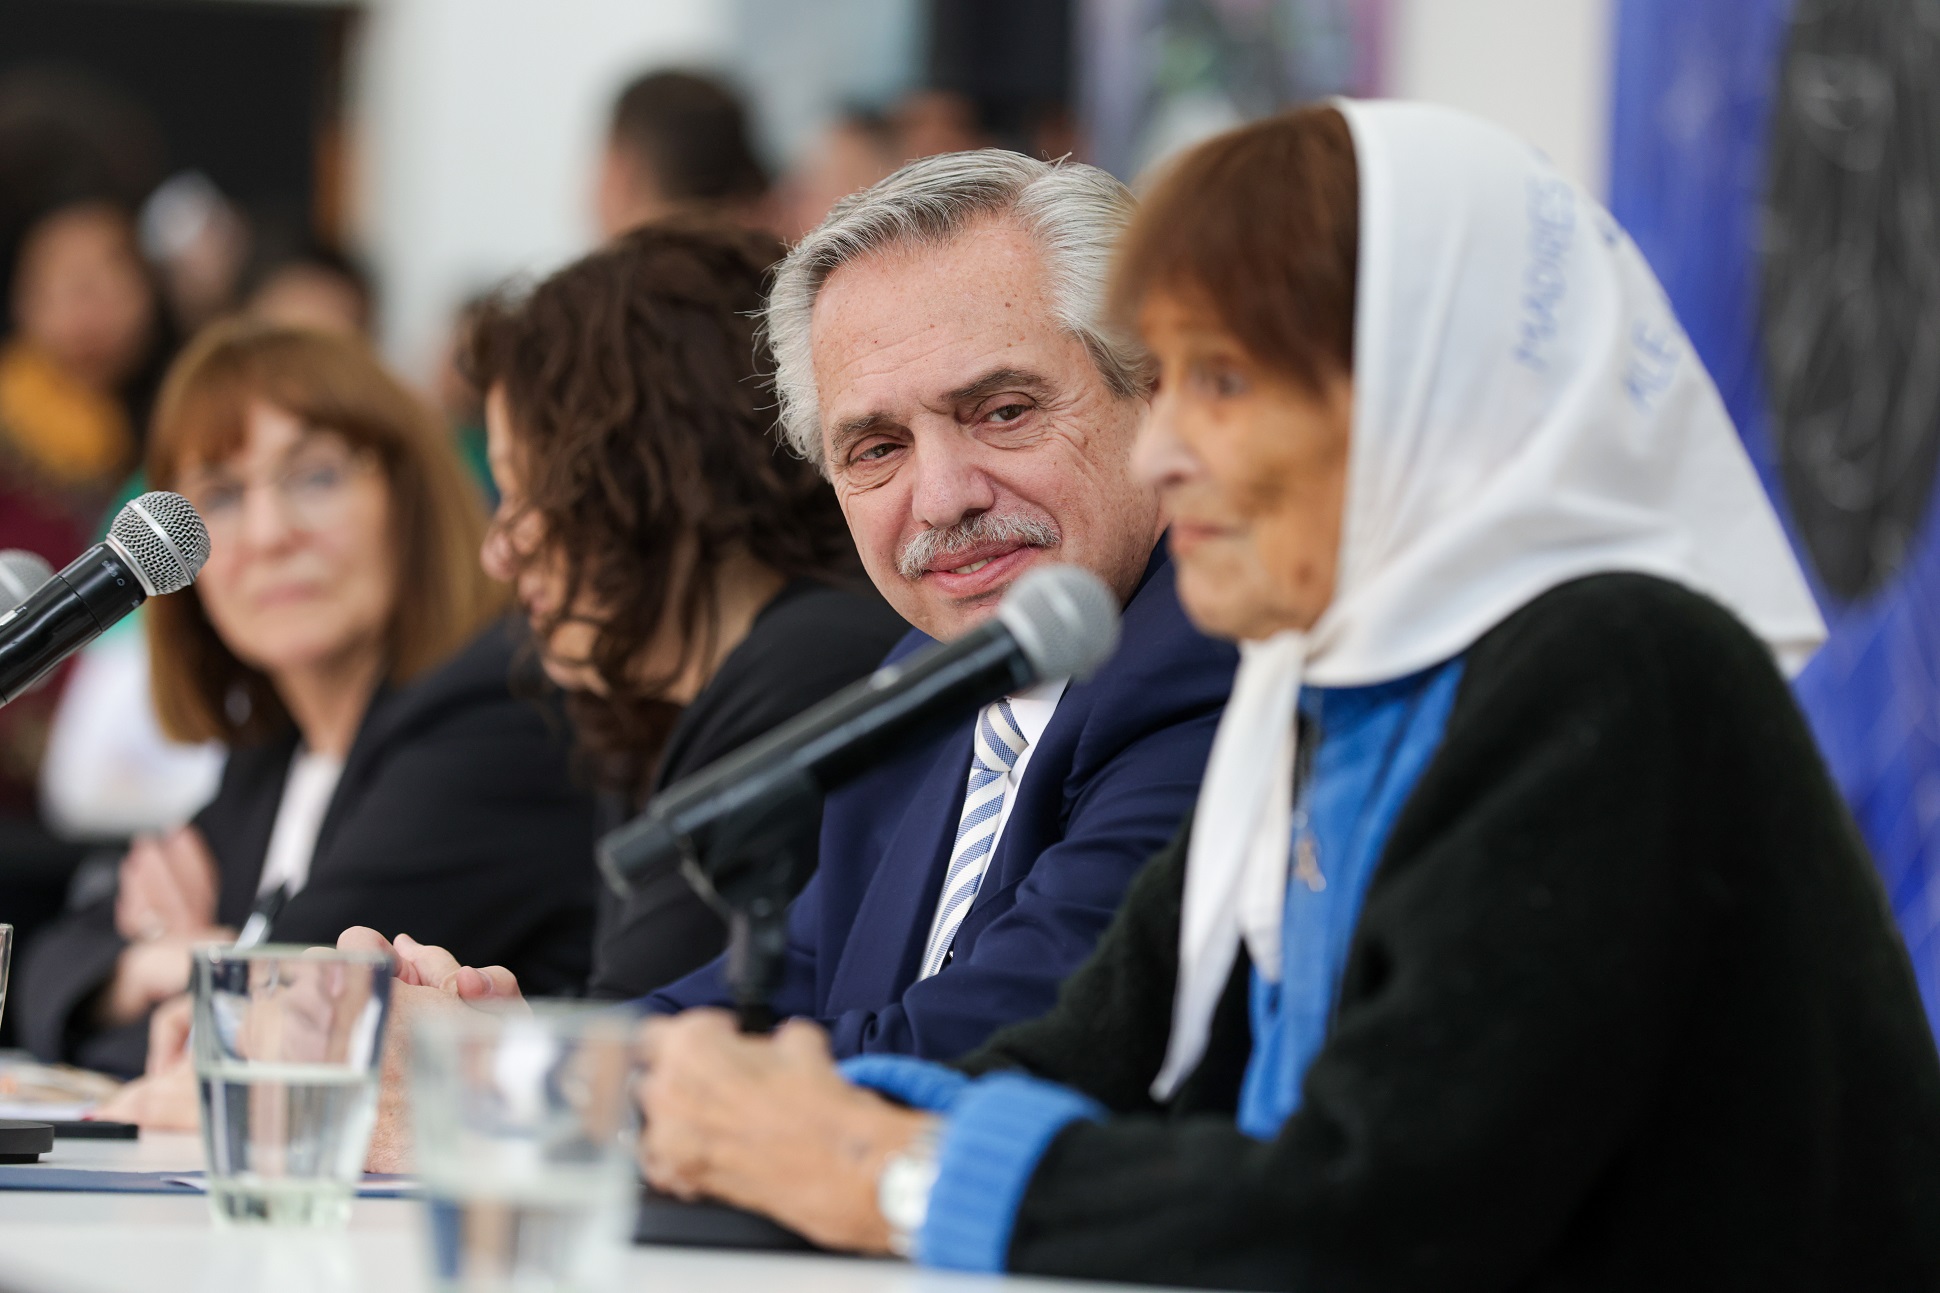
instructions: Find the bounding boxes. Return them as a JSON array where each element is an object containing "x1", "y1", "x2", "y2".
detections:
[{"x1": 355, "y1": 220, "x2": 907, "y2": 1000}]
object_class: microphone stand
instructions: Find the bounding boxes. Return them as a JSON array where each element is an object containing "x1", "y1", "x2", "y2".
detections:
[
  {"x1": 634, "y1": 770, "x2": 827, "y2": 1251},
  {"x1": 674, "y1": 767, "x2": 823, "y2": 1034}
]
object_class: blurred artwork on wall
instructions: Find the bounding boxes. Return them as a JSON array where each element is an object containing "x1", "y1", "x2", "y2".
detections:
[
  {"x1": 1612, "y1": 0, "x2": 1940, "y2": 1035},
  {"x1": 1079, "y1": 0, "x2": 1387, "y2": 181}
]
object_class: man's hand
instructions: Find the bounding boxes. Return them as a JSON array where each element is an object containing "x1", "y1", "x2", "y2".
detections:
[
  {"x1": 635, "y1": 1011, "x2": 931, "y2": 1253},
  {"x1": 114, "y1": 827, "x2": 222, "y2": 943},
  {"x1": 336, "y1": 927, "x2": 525, "y2": 1172}
]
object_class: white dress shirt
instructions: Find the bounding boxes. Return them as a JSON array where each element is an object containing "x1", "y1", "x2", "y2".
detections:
[{"x1": 254, "y1": 748, "x2": 344, "y2": 899}]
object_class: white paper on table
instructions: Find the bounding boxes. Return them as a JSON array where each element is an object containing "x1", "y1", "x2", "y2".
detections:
[
  {"x1": 164, "y1": 1173, "x2": 422, "y2": 1198},
  {"x1": 0, "y1": 1101, "x2": 95, "y2": 1122}
]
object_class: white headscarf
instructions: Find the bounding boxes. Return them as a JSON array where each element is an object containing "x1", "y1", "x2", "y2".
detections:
[{"x1": 1151, "y1": 100, "x2": 1826, "y2": 1100}]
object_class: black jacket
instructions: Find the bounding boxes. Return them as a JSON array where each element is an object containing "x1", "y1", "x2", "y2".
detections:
[
  {"x1": 586, "y1": 579, "x2": 910, "y2": 999},
  {"x1": 958, "y1": 574, "x2": 1940, "y2": 1291},
  {"x1": 16, "y1": 618, "x2": 599, "y2": 1075}
]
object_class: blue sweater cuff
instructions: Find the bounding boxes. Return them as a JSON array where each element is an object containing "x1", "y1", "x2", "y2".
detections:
[
  {"x1": 841, "y1": 1055, "x2": 973, "y2": 1113},
  {"x1": 920, "y1": 1074, "x2": 1106, "y2": 1273}
]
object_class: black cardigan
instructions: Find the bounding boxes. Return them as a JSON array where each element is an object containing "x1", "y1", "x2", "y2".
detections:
[
  {"x1": 957, "y1": 574, "x2": 1940, "y2": 1291},
  {"x1": 16, "y1": 618, "x2": 599, "y2": 1076},
  {"x1": 585, "y1": 579, "x2": 910, "y2": 999}
]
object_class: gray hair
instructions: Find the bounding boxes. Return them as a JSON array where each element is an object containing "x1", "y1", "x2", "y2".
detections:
[{"x1": 764, "y1": 149, "x2": 1147, "y2": 465}]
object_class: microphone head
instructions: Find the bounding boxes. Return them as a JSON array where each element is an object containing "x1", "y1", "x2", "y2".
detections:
[
  {"x1": 107, "y1": 491, "x2": 211, "y2": 596},
  {"x1": 0, "y1": 550, "x2": 53, "y2": 614},
  {"x1": 995, "y1": 564, "x2": 1121, "y2": 683}
]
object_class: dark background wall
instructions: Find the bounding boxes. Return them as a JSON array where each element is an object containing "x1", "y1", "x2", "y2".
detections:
[{"x1": 0, "y1": 0, "x2": 351, "y2": 266}]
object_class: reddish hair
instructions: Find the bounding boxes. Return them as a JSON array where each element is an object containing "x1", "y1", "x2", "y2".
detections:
[
  {"x1": 145, "y1": 320, "x2": 502, "y2": 744},
  {"x1": 1111, "y1": 104, "x2": 1359, "y2": 391}
]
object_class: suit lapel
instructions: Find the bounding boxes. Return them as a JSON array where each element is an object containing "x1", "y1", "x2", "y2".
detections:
[{"x1": 824, "y1": 729, "x2": 974, "y2": 1009}]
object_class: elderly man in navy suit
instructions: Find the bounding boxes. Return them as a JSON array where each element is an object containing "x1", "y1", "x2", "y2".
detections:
[
  {"x1": 358, "y1": 151, "x2": 1233, "y2": 1069},
  {"x1": 630, "y1": 151, "x2": 1235, "y2": 1058}
]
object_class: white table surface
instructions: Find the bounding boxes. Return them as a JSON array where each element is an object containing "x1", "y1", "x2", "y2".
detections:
[{"x1": 0, "y1": 1133, "x2": 1166, "y2": 1293}]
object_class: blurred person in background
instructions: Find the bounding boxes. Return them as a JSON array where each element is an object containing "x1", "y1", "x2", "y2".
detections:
[
  {"x1": 626, "y1": 105, "x2": 1940, "y2": 1287},
  {"x1": 348, "y1": 218, "x2": 908, "y2": 1008},
  {"x1": 0, "y1": 198, "x2": 157, "y2": 559},
  {"x1": 138, "y1": 172, "x2": 251, "y2": 339},
  {"x1": 891, "y1": 89, "x2": 991, "y2": 161},
  {"x1": 889, "y1": 88, "x2": 1076, "y2": 171},
  {"x1": 594, "y1": 69, "x2": 773, "y2": 240},
  {"x1": 240, "y1": 237, "x2": 374, "y2": 338},
  {"x1": 16, "y1": 321, "x2": 598, "y2": 1079},
  {"x1": 777, "y1": 108, "x2": 901, "y2": 242},
  {"x1": 0, "y1": 198, "x2": 162, "y2": 839},
  {"x1": 0, "y1": 66, "x2": 166, "y2": 328}
]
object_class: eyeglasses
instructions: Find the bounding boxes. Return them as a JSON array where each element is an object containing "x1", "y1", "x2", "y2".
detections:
[{"x1": 178, "y1": 444, "x2": 380, "y2": 539}]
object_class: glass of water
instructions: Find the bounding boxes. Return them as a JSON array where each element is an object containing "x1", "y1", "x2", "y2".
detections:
[
  {"x1": 411, "y1": 1005, "x2": 635, "y2": 1292},
  {"x1": 0, "y1": 923, "x2": 12, "y2": 1031},
  {"x1": 192, "y1": 944, "x2": 393, "y2": 1226}
]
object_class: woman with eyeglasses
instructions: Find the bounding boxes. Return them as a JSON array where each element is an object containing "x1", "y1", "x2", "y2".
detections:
[{"x1": 15, "y1": 320, "x2": 600, "y2": 1078}]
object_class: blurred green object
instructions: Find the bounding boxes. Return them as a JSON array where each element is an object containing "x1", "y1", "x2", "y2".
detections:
[{"x1": 453, "y1": 420, "x2": 497, "y2": 507}]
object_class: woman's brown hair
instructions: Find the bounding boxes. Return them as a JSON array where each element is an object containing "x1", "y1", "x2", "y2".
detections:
[
  {"x1": 465, "y1": 219, "x2": 858, "y2": 791},
  {"x1": 1112, "y1": 105, "x2": 1360, "y2": 391},
  {"x1": 146, "y1": 320, "x2": 504, "y2": 744}
]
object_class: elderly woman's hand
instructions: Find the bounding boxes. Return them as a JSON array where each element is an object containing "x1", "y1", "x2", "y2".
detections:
[{"x1": 635, "y1": 1011, "x2": 932, "y2": 1253}]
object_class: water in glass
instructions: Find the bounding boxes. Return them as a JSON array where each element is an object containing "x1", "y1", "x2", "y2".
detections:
[
  {"x1": 192, "y1": 945, "x2": 392, "y2": 1227},
  {"x1": 412, "y1": 1007, "x2": 633, "y2": 1292}
]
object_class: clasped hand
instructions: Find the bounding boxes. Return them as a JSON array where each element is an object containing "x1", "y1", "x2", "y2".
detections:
[{"x1": 102, "y1": 826, "x2": 232, "y2": 1028}]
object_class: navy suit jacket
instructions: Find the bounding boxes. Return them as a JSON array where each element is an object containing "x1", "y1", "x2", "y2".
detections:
[{"x1": 644, "y1": 547, "x2": 1237, "y2": 1061}]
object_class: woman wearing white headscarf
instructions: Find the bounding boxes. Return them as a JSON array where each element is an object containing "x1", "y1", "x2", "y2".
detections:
[{"x1": 625, "y1": 103, "x2": 1940, "y2": 1288}]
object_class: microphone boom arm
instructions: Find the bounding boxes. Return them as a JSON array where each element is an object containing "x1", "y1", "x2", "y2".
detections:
[{"x1": 673, "y1": 767, "x2": 823, "y2": 1033}]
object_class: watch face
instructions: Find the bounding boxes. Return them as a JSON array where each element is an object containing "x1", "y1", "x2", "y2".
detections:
[{"x1": 879, "y1": 1143, "x2": 942, "y2": 1245}]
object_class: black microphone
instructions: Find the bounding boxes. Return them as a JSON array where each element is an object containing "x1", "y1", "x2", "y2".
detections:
[
  {"x1": 0, "y1": 551, "x2": 54, "y2": 617},
  {"x1": 0, "y1": 492, "x2": 211, "y2": 707},
  {"x1": 597, "y1": 563, "x2": 1122, "y2": 897}
]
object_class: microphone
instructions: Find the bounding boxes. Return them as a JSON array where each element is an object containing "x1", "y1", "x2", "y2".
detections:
[
  {"x1": 0, "y1": 551, "x2": 54, "y2": 616},
  {"x1": 0, "y1": 492, "x2": 211, "y2": 707},
  {"x1": 598, "y1": 563, "x2": 1122, "y2": 896}
]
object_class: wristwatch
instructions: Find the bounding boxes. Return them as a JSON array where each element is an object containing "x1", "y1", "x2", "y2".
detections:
[{"x1": 877, "y1": 1118, "x2": 942, "y2": 1258}]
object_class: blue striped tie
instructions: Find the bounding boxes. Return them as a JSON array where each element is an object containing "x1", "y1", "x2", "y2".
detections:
[{"x1": 919, "y1": 698, "x2": 1029, "y2": 978}]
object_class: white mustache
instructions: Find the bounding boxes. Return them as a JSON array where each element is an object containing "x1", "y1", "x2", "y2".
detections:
[{"x1": 897, "y1": 512, "x2": 1061, "y2": 580}]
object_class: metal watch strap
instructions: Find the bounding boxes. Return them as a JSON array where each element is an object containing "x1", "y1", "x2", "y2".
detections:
[{"x1": 877, "y1": 1118, "x2": 943, "y2": 1258}]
